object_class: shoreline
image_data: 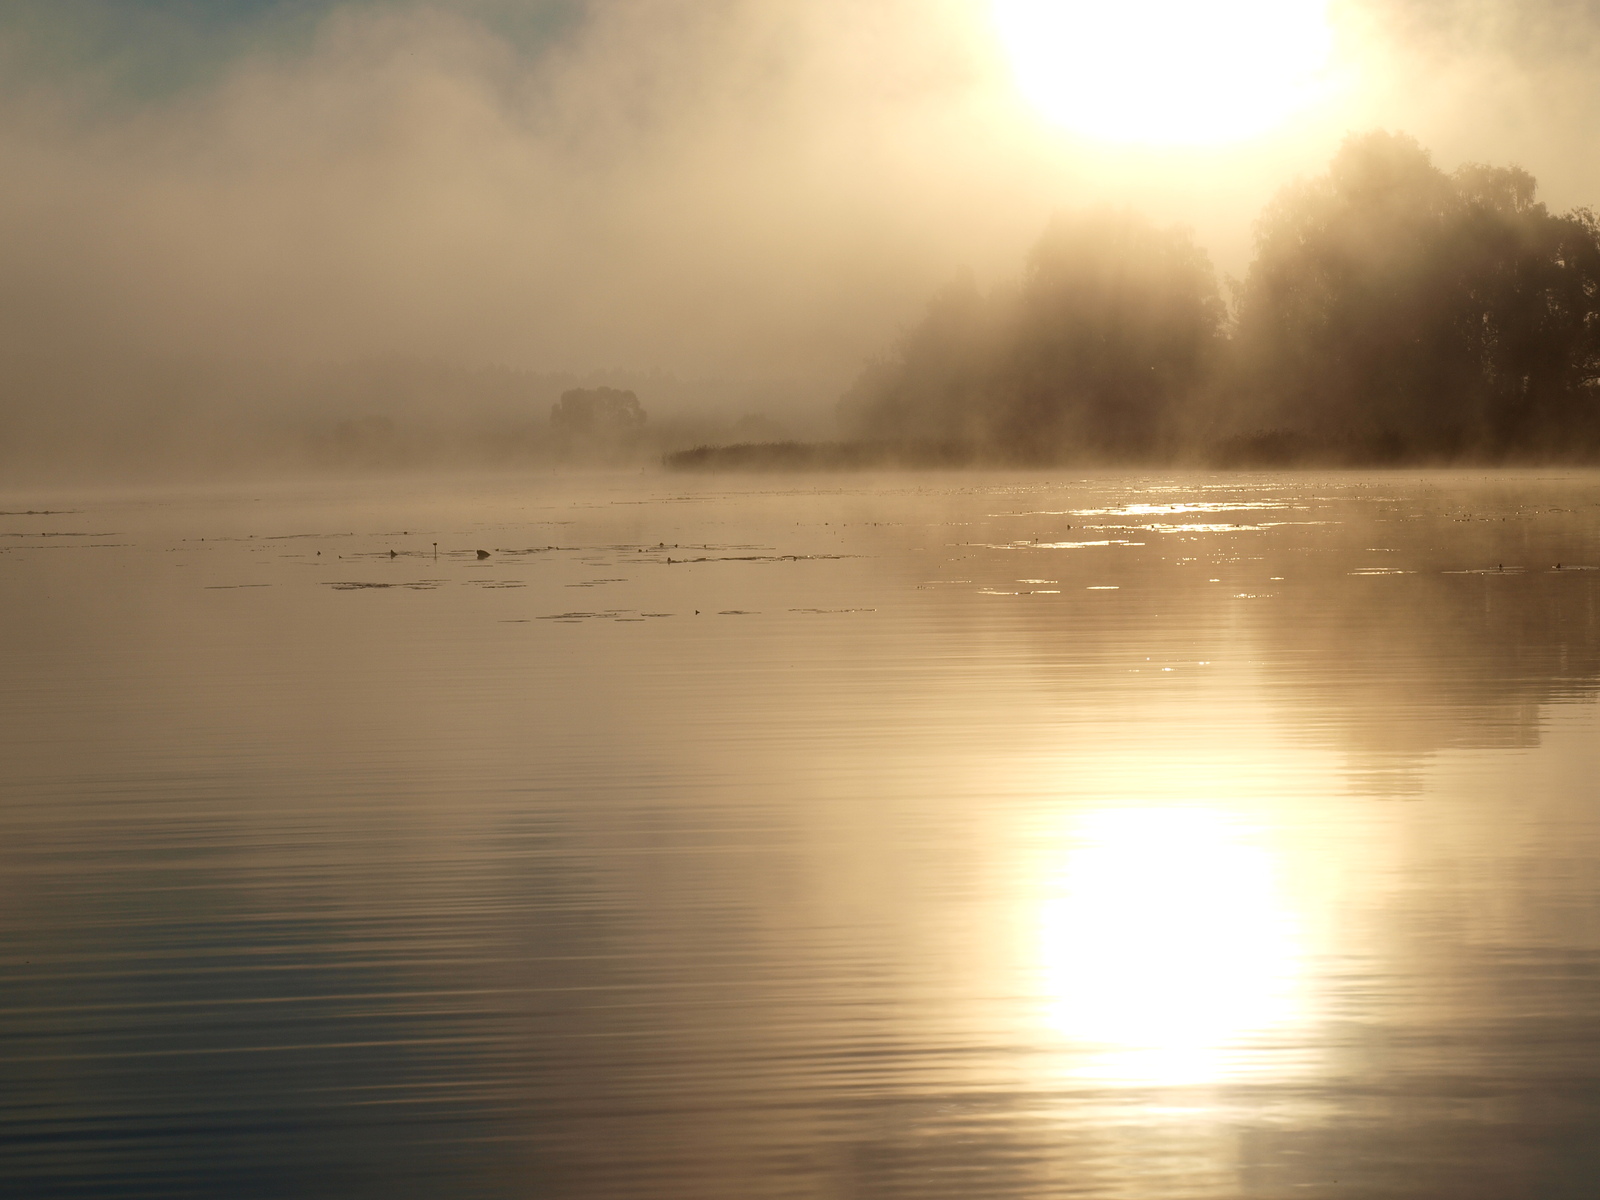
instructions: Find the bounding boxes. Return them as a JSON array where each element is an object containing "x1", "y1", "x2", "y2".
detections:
[{"x1": 664, "y1": 438, "x2": 1600, "y2": 473}]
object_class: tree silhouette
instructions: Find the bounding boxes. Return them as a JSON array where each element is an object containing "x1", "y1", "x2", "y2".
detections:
[
  {"x1": 841, "y1": 134, "x2": 1600, "y2": 464},
  {"x1": 550, "y1": 387, "x2": 647, "y2": 438},
  {"x1": 1229, "y1": 131, "x2": 1600, "y2": 459},
  {"x1": 840, "y1": 209, "x2": 1225, "y2": 461}
]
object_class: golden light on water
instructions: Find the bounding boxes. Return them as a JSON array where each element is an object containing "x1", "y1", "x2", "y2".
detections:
[
  {"x1": 991, "y1": 0, "x2": 1334, "y2": 145},
  {"x1": 1037, "y1": 808, "x2": 1305, "y2": 1084}
]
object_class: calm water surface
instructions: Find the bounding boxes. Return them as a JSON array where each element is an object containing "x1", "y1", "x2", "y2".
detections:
[{"x1": 3, "y1": 470, "x2": 1599, "y2": 1198}]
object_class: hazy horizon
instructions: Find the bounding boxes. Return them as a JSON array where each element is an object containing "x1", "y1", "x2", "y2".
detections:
[{"x1": 4, "y1": 1, "x2": 1600, "y2": 404}]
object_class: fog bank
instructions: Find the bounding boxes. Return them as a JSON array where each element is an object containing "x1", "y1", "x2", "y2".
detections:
[{"x1": 4, "y1": 1, "x2": 1600, "y2": 475}]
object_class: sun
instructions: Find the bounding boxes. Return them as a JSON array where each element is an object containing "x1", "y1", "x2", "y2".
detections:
[{"x1": 991, "y1": 0, "x2": 1334, "y2": 145}]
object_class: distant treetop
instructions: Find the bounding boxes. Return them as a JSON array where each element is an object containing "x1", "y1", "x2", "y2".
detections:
[
  {"x1": 841, "y1": 131, "x2": 1600, "y2": 465},
  {"x1": 1232, "y1": 130, "x2": 1600, "y2": 459},
  {"x1": 551, "y1": 387, "x2": 647, "y2": 437}
]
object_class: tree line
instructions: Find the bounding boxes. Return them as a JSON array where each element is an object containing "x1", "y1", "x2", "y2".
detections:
[{"x1": 838, "y1": 132, "x2": 1600, "y2": 464}]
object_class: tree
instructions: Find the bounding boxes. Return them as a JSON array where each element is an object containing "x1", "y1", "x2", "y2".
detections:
[
  {"x1": 1004, "y1": 208, "x2": 1225, "y2": 456},
  {"x1": 550, "y1": 387, "x2": 647, "y2": 438},
  {"x1": 1230, "y1": 131, "x2": 1600, "y2": 458},
  {"x1": 838, "y1": 269, "x2": 1001, "y2": 448},
  {"x1": 840, "y1": 209, "x2": 1225, "y2": 461}
]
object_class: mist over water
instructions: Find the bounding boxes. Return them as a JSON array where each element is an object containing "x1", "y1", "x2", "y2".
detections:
[
  {"x1": 4, "y1": 469, "x2": 1600, "y2": 1197},
  {"x1": 9, "y1": 2, "x2": 1600, "y2": 1195}
]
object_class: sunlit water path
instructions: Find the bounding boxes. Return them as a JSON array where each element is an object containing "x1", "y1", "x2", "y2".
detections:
[{"x1": 3, "y1": 470, "x2": 1599, "y2": 1198}]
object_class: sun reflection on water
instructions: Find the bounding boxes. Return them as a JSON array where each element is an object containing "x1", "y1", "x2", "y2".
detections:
[{"x1": 1037, "y1": 807, "x2": 1304, "y2": 1085}]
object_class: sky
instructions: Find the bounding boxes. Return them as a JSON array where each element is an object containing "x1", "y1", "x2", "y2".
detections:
[{"x1": 1, "y1": 0, "x2": 1599, "y2": 404}]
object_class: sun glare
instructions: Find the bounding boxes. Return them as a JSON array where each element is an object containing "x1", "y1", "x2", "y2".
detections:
[
  {"x1": 1037, "y1": 808, "x2": 1304, "y2": 1084},
  {"x1": 991, "y1": 0, "x2": 1333, "y2": 145}
]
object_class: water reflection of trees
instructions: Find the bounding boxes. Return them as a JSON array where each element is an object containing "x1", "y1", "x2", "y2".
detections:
[
  {"x1": 910, "y1": 477, "x2": 1600, "y2": 771},
  {"x1": 1256, "y1": 546, "x2": 1600, "y2": 772}
]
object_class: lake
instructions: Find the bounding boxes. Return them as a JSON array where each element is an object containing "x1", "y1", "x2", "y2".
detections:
[{"x1": 3, "y1": 469, "x2": 1599, "y2": 1199}]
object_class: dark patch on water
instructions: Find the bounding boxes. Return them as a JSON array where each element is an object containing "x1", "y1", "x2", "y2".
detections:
[{"x1": 324, "y1": 581, "x2": 444, "y2": 591}]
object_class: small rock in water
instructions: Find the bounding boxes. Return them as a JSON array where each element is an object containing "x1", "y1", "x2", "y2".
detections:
[{"x1": 389, "y1": 550, "x2": 397, "y2": 558}]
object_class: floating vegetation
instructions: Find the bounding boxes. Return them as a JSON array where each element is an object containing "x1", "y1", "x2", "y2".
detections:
[
  {"x1": 325, "y1": 580, "x2": 444, "y2": 590},
  {"x1": 788, "y1": 607, "x2": 875, "y2": 613},
  {"x1": 663, "y1": 553, "x2": 853, "y2": 564},
  {"x1": 535, "y1": 609, "x2": 674, "y2": 622},
  {"x1": 2, "y1": 542, "x2": 130, "y2": 550},
  {"x1": 204, "y1": 584, "x2": 272, "y2": 589}
]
